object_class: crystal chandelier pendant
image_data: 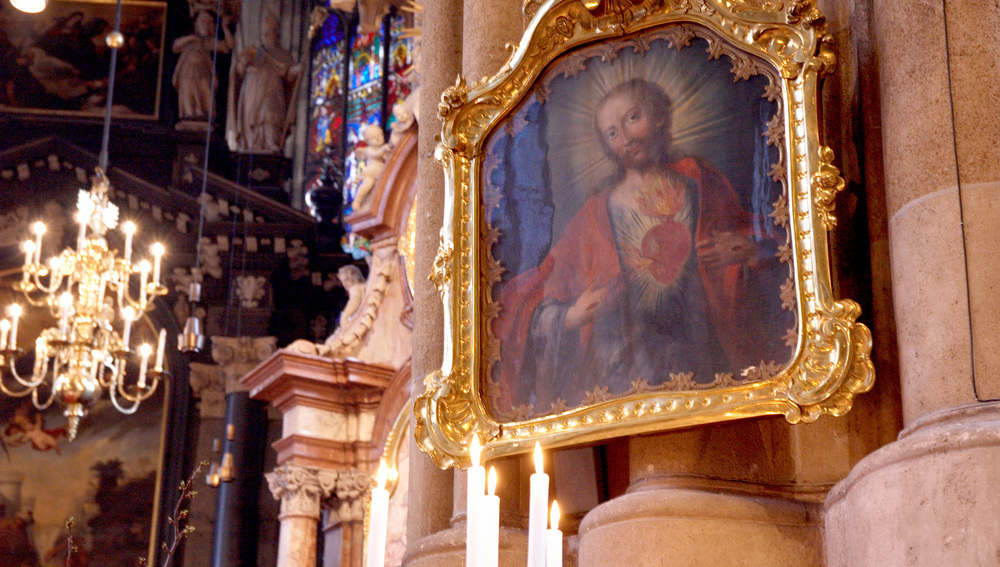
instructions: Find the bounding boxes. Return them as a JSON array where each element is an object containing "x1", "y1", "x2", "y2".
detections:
[{"x1": 0, "y1": 169, "x2": 170, "y2": 440}]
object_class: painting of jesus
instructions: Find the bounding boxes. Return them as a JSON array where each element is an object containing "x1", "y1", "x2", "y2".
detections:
[{"x1": 484, "y1": 28, "x2": 796, "y2": 420}]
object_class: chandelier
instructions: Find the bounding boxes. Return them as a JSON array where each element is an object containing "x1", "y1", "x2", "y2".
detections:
[
  {"x1": 1, "y1": 0, "x2": 172, "y2": 440},
  {"x1": 0, "y1": 171, "x2": 169, "y2": 440}
]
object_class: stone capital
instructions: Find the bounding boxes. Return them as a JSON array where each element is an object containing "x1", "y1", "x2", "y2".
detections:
[
  {"x1": 189, "y1": 362, "x2": 226, "y2": 418},
  {"x1": 266, "y1": 463, "x2": 339, "y2": 520},
  {"x1": 326, "y1": 469, "x2": 373, "y2": 523}
]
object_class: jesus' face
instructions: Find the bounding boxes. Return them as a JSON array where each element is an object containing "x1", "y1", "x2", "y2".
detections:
[{"x1": 596, "y1": 90, "x2": 668, "y2": 171}]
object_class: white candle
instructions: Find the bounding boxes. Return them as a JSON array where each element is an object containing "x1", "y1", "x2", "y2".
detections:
[
  {"x1": 122, "y1": 221, "x2": 135, "y2": 265},
  {"x1": 466, "y1": 436, "x2": 486, "y2": 567},
  {"x1": 480, "y1": 467, "x2": 500, "y2": 567},
  {"x1": 151, "y1": 242, "x2": 164, "y2": 285},
  {"x1": 22, "y1": 240, "x2": 35, "y2": 268},
  {"x1": 32, "y1": 222, "x2": 44, "y2": 265},
  {"x1": 366, "y1": 462, "x2": 390, "y2": 567},
  {"x1": 8, "y1": 304, "x2": 21, "y2": 350},
  {"x1": 546, "y1": 501, "x2": 562, "y2": 567},
  {"x1": 139, "y1": 260, "x2": 150, "y2": 305},
  {"x1": 0, "y1": 319, "x2": 9, "y2": 351},
  {"x1": 528, "y1": 442, "x2": 549, "y2": 567},
  {"x1": 154, "y1": 328, "x2": 166, "y2": 371},
  {"x1": 77, "y1": 214, "x2": 86, "y2": 250},
  {"x1": 58, "y1": 292, "x2": 73, "y2": 337},
  {"x1": 138, "y1": 343, "x2": 151, "y2": 389},
  {"x1": 121, "y1": 306, "x2": 135, "y2": 349}
]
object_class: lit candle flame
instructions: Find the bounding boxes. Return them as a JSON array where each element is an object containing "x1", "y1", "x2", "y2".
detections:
[
  {"x1": 488, "y1": 466, "x2": 497, "y2": 496},
  {"x1": 376, "y1": 461, "x2": 387, "y2": 490},
  {"x1": 22, "y1": 240, "x2": 35, "y2": 255},
  {"x1": 534, "y1": 441, "x2": 543, "y2": 474},
  {"x1": 139, "y1": 343, "x2": 152, "y2": 358},
  {"x1": 123, "y1": 221, "x2": 136, "y2": 235},
  {"x1": 550, "y1": 501, "x2": 560, "y2": 531},
  {"x1": 9, "y1": 304, "x2": 22, "y2": 318},
  {"x1": 32, "y1": 222, "x2": 46, "y2": 236},
  {"x1": 0, "y1": 320, "x2": 9, "y2": 332},
  {"x1": 471, "y1": 435, "x2": 481, "y2": 468}
]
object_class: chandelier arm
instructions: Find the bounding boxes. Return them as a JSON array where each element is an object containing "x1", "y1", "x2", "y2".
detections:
[
  {"x1": 0, "y1": 372, "x2": 33, "y2": 397},
  {"x1": 30, "y1": 382, "x2": 57, "y2": 411},
  {"x1": 30, "y1": 271, "x2": 64, "y2": 296},
  {"x1": 109, "y1": 378, "x2": 142, "y2": 414},
  {"x1": 17, "y1": 291, "x2": 51, "y2": 308},
  {"x1": 6, "y1": 357, "x2": 48, "y2": 389}
]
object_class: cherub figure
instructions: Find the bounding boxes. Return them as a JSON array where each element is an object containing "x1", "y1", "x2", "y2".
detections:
[
  {"x1": 388, "y1": 102, "x2": 415, "y2": 147},
  {"x1": 350, "y1": 124, "x2": 391, "y2": 210},
  {"x1": 3, "y1": 404, "x2": 65, "y2": 453},
  {"x1": 333, "y1": 264, "x2": 366, "y2": 331}
]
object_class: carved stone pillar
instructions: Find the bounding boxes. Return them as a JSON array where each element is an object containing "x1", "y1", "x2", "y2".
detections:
[
  {"x1": 266, "y1": 464, "x2": 339, "y2": 567},
  {"x1": 243, "y1": 350, "x2": 395, "y2": 567},
  {"x1": 824, "y1": 1, "x2": 1000, "y2": 565},
  {"x1": 186, "y1": 336, "x2": 278, "y2": 567}
]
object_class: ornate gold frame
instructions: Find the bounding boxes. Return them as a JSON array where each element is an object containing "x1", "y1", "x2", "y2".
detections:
[{"x1": 415, "y1": 0, "x2": 873, "y2": 469}]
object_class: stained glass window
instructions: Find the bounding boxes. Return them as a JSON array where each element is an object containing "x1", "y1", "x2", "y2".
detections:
[
  {"x1": 309, "y1": 13, "x2": 348, "y2": 171},
  {"x1": 308, "y1": 8, "x2": 414, "y2": 209}
]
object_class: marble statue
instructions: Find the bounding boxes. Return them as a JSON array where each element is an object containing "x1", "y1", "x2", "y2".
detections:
[
  {"x1": 350, "y1": 124, "x2": 391, "y2": 210},
  {"x1": 227, "y1": 13, "x2": 302, "y2": 154},
  {"x1": 172, "y1": 10, "x2": 233, "y2": 122}
]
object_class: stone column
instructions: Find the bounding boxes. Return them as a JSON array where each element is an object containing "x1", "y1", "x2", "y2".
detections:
[
  {"x1": 404, "y1": 0, "x2": 464, "y2": 558},
  {"x1": 266, "y1": 464, "x2": 338, "y2": 567},
  {"x1": 824, "y1": 1, "x2": 1000, "y2": 565}
]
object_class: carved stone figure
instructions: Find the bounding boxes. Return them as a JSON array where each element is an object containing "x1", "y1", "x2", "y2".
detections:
[
  {"x1": 172, "y1": 10, "x2": 233, "y2": 122},
  {"x1": 334, "y1": 265, "x2": 366, "y2": 330},
  {"x1": 388, "y1": 102, "x2": 415, "y2": 147},
  {"x1": 350, "y1": 125, "x2": 391, "y2": 210},
  {"x1": 227, "y1": 13, "x2": 302, "y2": 154}
]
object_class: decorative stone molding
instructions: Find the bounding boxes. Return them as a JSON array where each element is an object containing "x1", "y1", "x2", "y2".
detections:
[
  {"x1": 236, "y1": 274, "x2": 268, "y2": 308},
  {"x1": 188, "y1": 336, "x2": 278, "y2": 418},
  {"x1": 266, "y1": 464, "x2": 373, "y2": 524},
  {"x1": 327, "y1": 469, "x2": 373, "y2": 524},
  {"x1": 189, "y1": 362, "x2": 227, "y2": 418},
  {"x1": 266, "y1": 463, "x2": 339, "y2": 520},
  {"x1": 213, "y1": 336, "x2": 278, "y2": 386}
]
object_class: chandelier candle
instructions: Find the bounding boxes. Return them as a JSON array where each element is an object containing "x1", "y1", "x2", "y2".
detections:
[
  {"x1": 527, "y1": 442, "x2": 549, "y2": 567},
  {"x1": 466, "y1": 436, "x2": 485, "y2": 567},
  {"x1": 480, "y1": 467, "x2": 500, "y2": 567},
  {"x1": 366, "y1": 462, "x2": 390, "y2": 567}
]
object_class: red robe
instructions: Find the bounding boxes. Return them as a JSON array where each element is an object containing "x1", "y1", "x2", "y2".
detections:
[{"x1": 493, "y1": 157, "x2": 760, "y2": 415}]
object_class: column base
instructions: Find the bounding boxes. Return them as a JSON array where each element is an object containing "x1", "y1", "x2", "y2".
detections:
[
  {"x1": 402, "y1": 525, "x2": 528, "y2": 567},
  {"x1": 578, "y1": 487, "x2": 821, "y2": 566},
  {"x1": 825, "y1": 403, "x2": 1000, "y2": 566}
]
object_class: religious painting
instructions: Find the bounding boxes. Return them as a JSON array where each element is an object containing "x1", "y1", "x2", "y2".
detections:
[
  {"x1": 0, "y1": 385, "x2": 168, "y2": 566},
  {"x1": 0, "y1": 0, "x2": 167, "y2": 119},
  {"x1": 416, "y1": 0, "x2": 874, "y2": 469},
  {"x1": 485, "y1": 29, "x2": 794, "y2": 422}
]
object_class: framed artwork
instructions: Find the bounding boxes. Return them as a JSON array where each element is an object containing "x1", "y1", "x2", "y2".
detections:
[
  {"x1": 415, "y1": 0, "x2": 874, "y2": 468},
  {"x1": 0, "y1": 0, "x2": 167, "y2": 119}
]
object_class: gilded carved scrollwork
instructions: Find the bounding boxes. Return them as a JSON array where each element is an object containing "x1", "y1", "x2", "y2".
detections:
[{"x1": 417, "y1": 0, "x2": 873, "y2": 469}]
